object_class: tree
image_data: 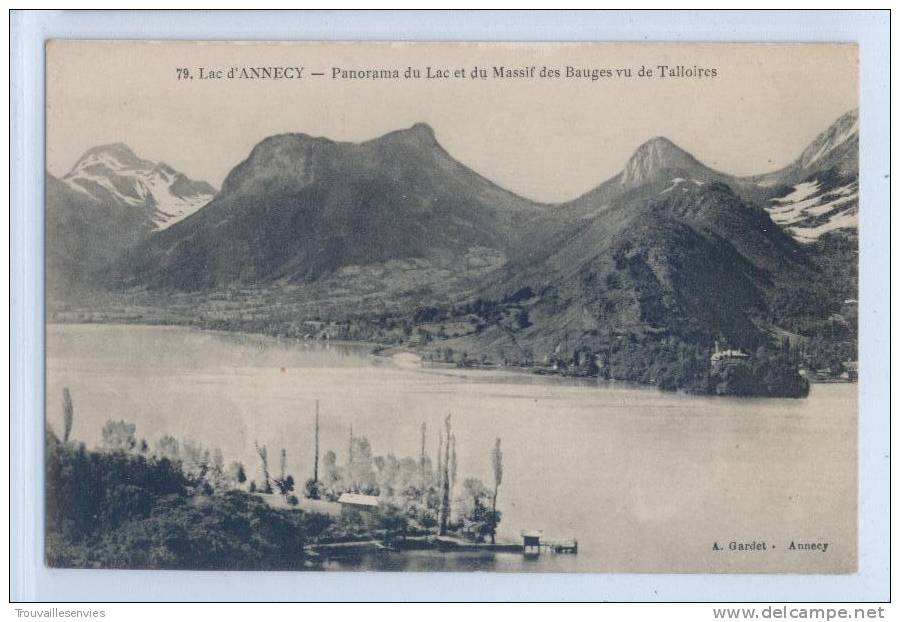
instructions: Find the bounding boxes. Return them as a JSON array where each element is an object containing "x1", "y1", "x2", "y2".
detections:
[
  {"x1": 439, "y1": 415, "x2": 452, "y2": 535},
  {"x1": 181, "y1": 441, "x2": 211, "y2": 486},
  {"x1": 154, "y1": 435, "x2": 180, "y2": 461},
  {"x1": 436, "y1": 430, "x2": 443, "y2": 490},
  {"x1": 62, "y1": 388, "x2": 73, "y2": 443},
  {"x1": 347, "y1": 436, "x2": 376, "y2": 494},
  {"x1": 419, "y1": 422, "x2": 427, "y2": 486},
  {"x1": 226, "y1": 461, "x2": 247, "y2": 487},
  {"x1": 208, "y1": 448, "x2": 226, "y2": 491},
  {"x1": 374, "y1": 454, "x2": 400, "y2": 498},
  {"x1": 456, "y1": 477, "x2": 498, "y2": 542},
  {"x1": 254, "y1": 441, "x2": 272, "y2": 494},
  {"x1": 449, "y1": 434, "x2": 458, "y2": 522},
  {"x1": 304, "y1": 478, "x2": 322, "y2": 500},
  {"x1": 321, "y1": 449, "x2": 341, "y2": 498},
  {"x1": 348, "y1": 425, "x2": 354, "y2": 465},
  {"x1": 101, "y1": 420, "x2": 136, "y2": 453},
  {"x1": 490, "y1": 438, "x2": 503, "y2": 544},
  {"x1": 313, "y1": 400, "x2": 320, "y2": 484},
  {"x1": 378, "y1": 504, "x2": 409, "y2": 544},
  {"x1": 273, "y1": 448, "x2": 295, "y2": 496}
]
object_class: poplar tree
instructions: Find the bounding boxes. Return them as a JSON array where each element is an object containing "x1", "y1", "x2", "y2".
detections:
[
  {"x1": 490, "y1": 438, "x2": 503, "y2": 544},
  {"x1": 314, "y1": 400, "x2": 320, "y2": 483},
  {"x1": 419, "y1": 421, "x2": 427, "y2": 485},
  {"x1": 62, "y1": 388, "x2": 73, "y2": 444},
  {"x1": 449, "y1": 434, "x2": 458, "y2": 522},
  {"x1": 254, "y1": 441, "x2": 272, "y2": 494},
  {"x1": 439, "y1": 415, "x2": 452, "y2": 535}
]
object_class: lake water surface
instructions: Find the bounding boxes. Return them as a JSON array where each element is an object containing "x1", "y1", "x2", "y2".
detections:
[{"x1": 46, "y1": 324, "x2": 857, "y2": 573}]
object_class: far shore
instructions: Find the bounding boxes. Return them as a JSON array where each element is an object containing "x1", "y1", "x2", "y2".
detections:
[
  {"x1": 48, "y1": 320, "x2": 851, "y2": 397},
  {"x1": 47, "y1": 318, "x2": 384, "y2": 350}
]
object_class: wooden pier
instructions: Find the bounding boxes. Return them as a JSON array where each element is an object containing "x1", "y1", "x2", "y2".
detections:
[
  {"x1": 522, "y1": 531, "x2": 578, "y2": 556},
  {"x1": 308, "y1": 534, "x2": 579, "y2": 558}
]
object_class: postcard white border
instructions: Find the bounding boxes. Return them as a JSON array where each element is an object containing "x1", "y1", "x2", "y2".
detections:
[{"x1": 10, "y1": 9, "x2": 890, "y2": 602}]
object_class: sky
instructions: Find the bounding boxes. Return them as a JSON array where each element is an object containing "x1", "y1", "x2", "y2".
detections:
[{"x1": 46, "y1": 41, "x2": 858, "y2": 203}]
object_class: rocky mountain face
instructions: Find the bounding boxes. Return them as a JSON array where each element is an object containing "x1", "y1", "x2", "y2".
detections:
[
  {"x1": 792, "y1": 109, "x2": 859, "y2": 177},
  {"x1": 114, "y1": 124, "x2": 544, "y2": 290},
  {"x1": 759, "y1": 109, "x2": 859, "y2": 243},
  {"x1": 46, "y1": 144, "x2": 215, "y2": 297}
]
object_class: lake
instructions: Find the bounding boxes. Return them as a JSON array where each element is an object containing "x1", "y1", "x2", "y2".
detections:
[{"x1": 45, "y1": 323, "x2": 857, "y2": 573}]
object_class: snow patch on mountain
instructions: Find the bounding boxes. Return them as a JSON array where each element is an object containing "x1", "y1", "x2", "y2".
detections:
[
  {"x1": 789, "y1": 210, "x2": 858, "y2": 243},
  {"x1": 766, "y1": 180, "x2": 858, "y2": 243},
  {"x1": 660, "y1": 178, "x2": 705, "y2": 194},
  {"x1": 140, "y1": 168, "x2": 214, "y2": 228},
  {"x1": 61, "y1": 143, "x2": 215, "y2": 230},
  {"x1": 775, "y1": 181, "x2": 820, "y2": 204}
]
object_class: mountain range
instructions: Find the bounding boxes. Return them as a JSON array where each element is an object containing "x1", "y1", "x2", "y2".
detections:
[{"x1": 47, "y1": 110, "x2": 859, "y2": 394}]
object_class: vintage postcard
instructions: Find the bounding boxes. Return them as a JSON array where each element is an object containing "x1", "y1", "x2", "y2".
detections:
[{"x1": 45, "y1": 41, "x2": 858, "y2": 573}]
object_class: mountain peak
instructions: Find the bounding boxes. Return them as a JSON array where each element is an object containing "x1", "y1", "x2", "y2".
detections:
[
  {"x1": 86, "y1": 142, "x2": 136, "y2": 157},
  {"x1": 407, "y1": 122, "x2": 435, "y2": 138},
  {"x1": 637, "y1": 136, "x2": 680, "y2": 150},
  {"x1": 250, "y1": 132, "x2": 334, "y2": 153},
  {"x1": 838, "y1": 107, "x2": 858, "y2": 124},
  {"x1": 621, "y1": 137, "x2": 707, "y2": 187},
  {"x1": 74, "y1": 142, "x2": 150, "y2": 170},
  {"x1": 797, "y1": 108, "x2": 858, "y2": 171},
  {"x1": 371, "y1": 122, "x2": 439, "y2": 148}
]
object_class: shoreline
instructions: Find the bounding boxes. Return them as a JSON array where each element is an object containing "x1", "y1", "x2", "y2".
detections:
[{"x1": 48, "y1": 321, "x2": 852, "y2": 397}]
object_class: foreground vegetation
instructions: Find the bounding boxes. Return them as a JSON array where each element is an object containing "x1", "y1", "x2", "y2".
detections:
[
  {"x1": 46, "y1": 397, "x2": 504, "y2": 569},
  {"x1": 46, "y1": 430, "x2": 314, "y2": 569}
]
